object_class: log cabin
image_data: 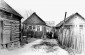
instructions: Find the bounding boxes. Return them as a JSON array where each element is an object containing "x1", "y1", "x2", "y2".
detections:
[
  {"x1": 0, "y1": 0, "x2": 22, "y2": 49},
  {"x1": 56, "y1": 12, "x2": 85, "y2": 54}
]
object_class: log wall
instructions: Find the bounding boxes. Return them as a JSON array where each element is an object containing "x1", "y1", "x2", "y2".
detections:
[{"x1": 0, "y1": 10, "x2": 21, "y2": 49}]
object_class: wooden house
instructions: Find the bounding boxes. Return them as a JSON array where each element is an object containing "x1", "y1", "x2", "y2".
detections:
[
  {"x1": 56, "y1": 12, "x2": 85, "y2": 54},
  {"x1": 0, "y1": 0, "x2": 22, "y2": 49},
  {"x1": 22, "y1": 12, "x2": 46, "y2": 38}
]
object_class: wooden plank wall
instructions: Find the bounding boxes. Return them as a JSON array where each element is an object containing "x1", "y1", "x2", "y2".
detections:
[
  {"x1": 58, "y1": 27, "x2": 85, "y2": 54},
  {"x1": 0, "y1": 19, "x2": 20, "y2": 49}
]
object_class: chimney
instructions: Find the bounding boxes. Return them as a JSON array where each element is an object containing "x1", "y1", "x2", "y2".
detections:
[{"x1": 64, "y1": 12, "x2": 67, "y2": 22}]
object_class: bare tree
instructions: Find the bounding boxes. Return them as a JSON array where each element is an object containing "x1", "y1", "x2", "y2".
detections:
[{"x1": 25, "y1": 9, "x2": 34, "y2": 18}]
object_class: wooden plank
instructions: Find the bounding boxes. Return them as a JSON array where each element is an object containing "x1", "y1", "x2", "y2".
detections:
[
  {"x1": 2, "y1": 34, "x2": 10, "y2": 44},
  {"x1": 11, "y1": 24, "x2": 20, "y2": 26},
  {"x1": 12, "y1": 35, "x2": 19, "y2": 37},
  {"x1": 2, "y1": 20, "x2": 20, "y2": 45},
  {"x1": 7, "y1": 41, "x2": 20, "y2": 50},
  {"x1": 11, "y1": 32, "x2": 19, "y2": 35},
  {"x1": 3, "y1": 21, "x2": 11, "y2": 26},
  {"x1": 13, "y1": 41, "x2": 20, "y2": 48},
  {"x1": 3, "y1": 25, "x2": 11, "y2": 28},
  {"x1": 3, "y1": 29, "x2": 11, "y2": 30},
  {"x1": 7, "y1": 43, "x2": 12, "y2": 49},
  {"x1": 11, "y1": 27, "x2": 19, "y2": 30},
  {"x1": 13, "y1": 20, "x2": 20, "y2": 23},
  {"x1": 3, "y1": 30, "x2": 10, "y2": 34},
  {"x1": 11, "y1": 31, "x2": 19, "y2": 33},
  {"x1": 11, "y1": 28, "x2": 19, "y2": 31},
  {"x1": 10, "y1": 37, "x2": 19, "y2": 42}
]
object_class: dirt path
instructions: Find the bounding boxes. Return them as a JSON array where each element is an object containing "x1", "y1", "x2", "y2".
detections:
[{"x1": 0, "y1": 39, "x2": 69, "y2": 55}]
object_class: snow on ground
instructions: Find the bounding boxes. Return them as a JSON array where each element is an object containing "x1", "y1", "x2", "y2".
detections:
[{"x1": 0, "y1": 39, "x2": 70, "y2": 55}]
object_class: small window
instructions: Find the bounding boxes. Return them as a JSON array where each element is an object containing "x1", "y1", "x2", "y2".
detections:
[
  {"x1": 79, "y1": 25, "x2": 83, "y2": 29},
  {"x1": 27, "y1": 25, "x2": 32, "y2": 29},
  {"x1": 37, "y1": 26, "x2": 40, "y2": 31},
  {"x1": 33, "y1": 26, "x2": 35, "y2": 29},
  {"x1": 79, "y1": 25, "x2": 83, "y2": 27},
  {"x1": 64, "y1": 25, "x2": 72, "y2": 29}
]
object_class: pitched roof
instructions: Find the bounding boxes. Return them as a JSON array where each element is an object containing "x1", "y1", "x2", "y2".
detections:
[
  {"x1": 56, "y1": 12, "x2": 85, "y2": 27},
  {"x1": 23, "y1": 12, "x2": 46, "y2": 25},
  {"x1": 0, "y1": 0, "x2": 22, "y2": 18}
]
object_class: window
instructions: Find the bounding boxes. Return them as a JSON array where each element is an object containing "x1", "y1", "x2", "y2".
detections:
[
  {"x1": 64, "y1": 25, "x2": 73, "y2": 29},
  {"x1": 34, "y1": 25, "x2": 42, "y2": 31},
  {"x1": 79, "y1": 25, "x2": 83, "y2": 29},
  {"x1": 79, "y1": 25, "x2": 83, "y2": 27},
  {"x1": 40, "y1": 26, "x2": 42, "y2": 31},
  {"x1": 35, "y1": 26, "x2": 37, "y2": 31},
  {"x1": 27, "y1": 25, "x2": 32, "y2": 29},
  {"x1": 37, "y1": 26, "x2": 40, "y2": 31},
  {"x1": 29, "y1": 26, "x2": 32, "y2": 28},
  {"x1": 32, "y1": 26, "x2": 36, "y2": 31},
  {"x1": 33, "y1": 26, "x2": 35, "y2": 29}
]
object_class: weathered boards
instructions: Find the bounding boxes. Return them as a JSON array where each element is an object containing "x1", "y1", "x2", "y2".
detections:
[{"x1": 0, "y1": 0, "x2": 22, "y2": 49}]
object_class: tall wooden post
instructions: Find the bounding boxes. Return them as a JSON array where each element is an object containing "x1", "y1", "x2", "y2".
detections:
[{"x1": 19, "y1": 19, "x2": 21, "y2": 45}]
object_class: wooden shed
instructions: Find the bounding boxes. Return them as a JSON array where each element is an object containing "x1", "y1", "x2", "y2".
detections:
[
  {"x1": 56, "y1": 13, "x2": 85, "y2": 54},
  {"x1": 22, "y1": 12, "x2": 46, "y2": 38},
  {"x1": 0, "y1": 0, "x2": 22, "y2": 49}
]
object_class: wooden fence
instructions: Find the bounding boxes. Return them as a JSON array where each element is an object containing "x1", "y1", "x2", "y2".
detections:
[{"x1": 58, "y1": 27, "x2": 85, "y2": 54}]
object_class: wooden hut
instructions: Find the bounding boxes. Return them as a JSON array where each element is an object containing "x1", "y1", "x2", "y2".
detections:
[
  {"x1": 56, "y1": 12, "x2": 85, "y2": 54},
  {"x1": 0, "y1": 0, "x2": 22, "y2": 49},
  {"x1": 22, "y1": 12, "x2": 46, "y2": 39}
]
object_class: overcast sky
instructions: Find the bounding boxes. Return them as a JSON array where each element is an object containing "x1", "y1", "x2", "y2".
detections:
[{"x1": 4, "y1": 0, "x2": 85, "y2": 26}]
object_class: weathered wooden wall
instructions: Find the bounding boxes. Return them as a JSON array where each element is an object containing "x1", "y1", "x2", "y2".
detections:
[
  {"x1": 58, "y1": 15, "x2": 85, "y2": 54},
  {"x1": 0, "y1": 10, "x2": 21, "y2": 49},
  {"x1": 22, "y1": 25, "x2": 46, "y2": 38}
]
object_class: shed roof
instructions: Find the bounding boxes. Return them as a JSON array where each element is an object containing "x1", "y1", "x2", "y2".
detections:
[
  {"x1": 23, "y1": 12, "x2": 46, "y2": 25},
  {"x1": 56, "y1": 12, "x2": 85, "y2": 27},
  {"x1": 0, "y1": 0, "x2": 22, "y2": 18}
]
